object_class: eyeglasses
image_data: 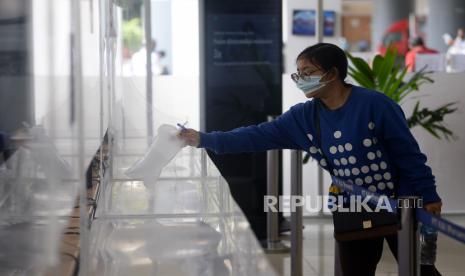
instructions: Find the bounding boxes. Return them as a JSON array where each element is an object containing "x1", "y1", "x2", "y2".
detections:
[{"x1": 291, "y1": 69, "x2": 321, "y2": 83}]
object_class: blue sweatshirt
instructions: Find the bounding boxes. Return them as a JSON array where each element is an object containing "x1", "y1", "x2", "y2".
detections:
[{"x1": 199, "y1": 86, "x2": 441, "y2": 204}]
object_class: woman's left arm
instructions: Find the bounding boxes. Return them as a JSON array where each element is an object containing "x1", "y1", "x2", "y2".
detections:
[{"x1": 379, "y1": 99, "x2": 442, "y2": 211}]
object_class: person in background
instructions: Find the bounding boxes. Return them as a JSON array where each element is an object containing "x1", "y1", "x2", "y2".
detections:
[
  {"x1": 131, "y1": 39, "x2": 163, "y2": 75},
  {"x1": 157, "y1": 50, "x2": 169, "y2": 75},
  {"x1": 444, "y1": 28, "x2": 465, "y2": 55},
  {"x1": 0, "y1": 131, "x2": 5, "y2": 165},
  {"x1": 357, "y1": 40, "x2": 370, "y2": 52},
  {"x1": 0, "y1": 131, "x2": 13, "y2": 166},
  {"x1": 443, "y1": 28, "x2": 465, "y2": 72},
  {"x1": 405, "y1": 37, "x2": 438, "y2": 72},
  {"x1": 449, "y1": 28, "x2": 464, "y2": 47}
]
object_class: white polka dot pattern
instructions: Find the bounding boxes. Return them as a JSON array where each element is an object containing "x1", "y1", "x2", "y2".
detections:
[
  {"x1": 345, "y1": 143, "x2": 353, "y2": 151},
  {"x1": 303, "y1": 120, "x2": 397, "y2": 198},
  {"x1": 363, "y1": 139, "x2": 372, "y2": 147},
  {"x1": 344, "y1": 169, "x2": 351, "y2": 176},
  {"x1": 361, "y1": 166, "x2": 370, "y2": 174},
  {"x1": 377, "y1": 182, "x2": 386, "y2": 190},
  {"x1": 367, "y1": 152, "x2": 376, "y2": 160},
  {"x1": 340, "y1": 158, "x2": 348, "y2": 165},
  {"x1": 348, "y1": 156, "x2": 357, "y2": 164},
  {"x1": 384, "y1": 172, "x2": 392, "y2": 180},
  {"x1": 310, "y1": 121, "x2": 395, "y2": 197}
]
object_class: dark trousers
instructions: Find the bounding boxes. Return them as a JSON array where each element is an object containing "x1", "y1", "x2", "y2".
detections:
[{"x1": 336, "y1": 234, "x2": 441, "y2": 276}]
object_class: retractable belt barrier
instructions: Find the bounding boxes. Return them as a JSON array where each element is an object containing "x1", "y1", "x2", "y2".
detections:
[
  {"x1": 330, "y1": 175, "x2": 465, "y2": 276},
  {"x1": 282, "y1": 161, "x2": 465, "y2": 276},
  {"x1": 331, "y1": 176, "x2": 465, "y2": 245},
  {"x1": 416, "y1": 208, "x2": 465, "y2": 245}
]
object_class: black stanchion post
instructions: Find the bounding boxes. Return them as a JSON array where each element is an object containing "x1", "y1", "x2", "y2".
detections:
[
  {"x1": 291, "y1": 150, "x2": 303, "y2": 276},
  {"x1": 398, "y1": 196, "x2": 421, "y2": 276},
  {"x1": 265, "y1": 116, "x2": 289, "y2": 254}
]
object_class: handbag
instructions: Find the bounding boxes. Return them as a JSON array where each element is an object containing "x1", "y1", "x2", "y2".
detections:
[{"x1": 313, "y1": 99, "x2": 399, "y2": 241}]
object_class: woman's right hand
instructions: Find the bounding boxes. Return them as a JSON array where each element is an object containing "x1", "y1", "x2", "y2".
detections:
[{"x1": 178, "y1": 129, "x2": 200, "y2": 147}]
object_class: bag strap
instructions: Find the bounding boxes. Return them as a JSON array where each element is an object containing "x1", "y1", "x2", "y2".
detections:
[{"x1": 313, "y1": 100, "x2": 334, "y2": 174}]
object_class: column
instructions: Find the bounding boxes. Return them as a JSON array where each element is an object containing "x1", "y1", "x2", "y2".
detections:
[
  {"x1": 426, "y1": 0, "x2": 465, "y2": 52},
  {"x1": 372, "y1": 0, "x2": 414, "y2": 51}
]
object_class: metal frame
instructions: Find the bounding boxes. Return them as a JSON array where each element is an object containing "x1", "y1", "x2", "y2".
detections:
[
  {"x1": 290, "y1": 150, "x2": 303, "y2": 276},
  {"x1": 69, "y1": 0, "x2": 89, "y2": 274},
  {"x1": 265, "y1": 124, "x2": 289, "y2": 253},
  {"x1": 398, "y1": 197, "x2": 421, "y2": 276},
  {"x1": 315, "y1": 0, "x2": 325, "y2": 218},
  {"x1": 144, "y1": 0, "x2": 154, "y2": 144}
]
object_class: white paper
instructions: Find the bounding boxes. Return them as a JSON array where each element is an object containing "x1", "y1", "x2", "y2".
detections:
[{"x1": 125, "y1": 124, "x2": 185, "y2": 188}]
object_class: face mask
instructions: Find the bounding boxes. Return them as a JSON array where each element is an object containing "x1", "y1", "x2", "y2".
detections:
[{"x1": 296, "y1": 72, "x2": 328, "y2": 95}]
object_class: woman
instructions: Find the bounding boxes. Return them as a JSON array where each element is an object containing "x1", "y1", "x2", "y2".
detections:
[{"x1": 179, "y1": 43, "x2": 442, "y2": 275}]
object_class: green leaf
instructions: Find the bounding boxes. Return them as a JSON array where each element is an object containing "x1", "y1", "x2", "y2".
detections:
[
  {"x1": 408, "y1": 101, "x2": 458, "y2": 140},
  {"x1": 386, "y1": 66, "x2": 408, "y2": 99},
  {"x1": 377, "y1": 48, "x2": 397, "y2": 88},
  {"x1": 372, "y1": 55, "x2": 384, "y2": 77},
  {"x1": 345, "y1": 48, "x2": 458, "y2": 143},
  {"x1": 347, "y1": 53, "x2": 375, "y2": 87},
  {"x1": 348, "y1": 70, "x2": 375, "y2": 89},
  {"x1": 381, "y1": 66, "x2": 399, "y2": 95}
]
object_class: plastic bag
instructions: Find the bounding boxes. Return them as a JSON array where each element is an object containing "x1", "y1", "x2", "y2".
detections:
[{"x1": 125, "y1": 124, "x2": 185, "y2": 189}]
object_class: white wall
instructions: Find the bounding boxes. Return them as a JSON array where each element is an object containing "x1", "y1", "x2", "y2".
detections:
[
  {"x1": 171, "y1": 0, "x2": 199, "y2": 76},
  {"x1": 283, "y1": 0, "x2": 342, "y2": 74},
  {"x1": 402, "y1": 73, "x2": 465, "y2": 213},
  {"x1": 151, "y1": 0, "x2": 172, "y2": 73}
]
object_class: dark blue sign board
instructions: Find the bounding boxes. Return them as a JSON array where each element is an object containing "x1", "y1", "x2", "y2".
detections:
[{"x1": 201, "y1": 0, "x2": 283, "y2": 239}]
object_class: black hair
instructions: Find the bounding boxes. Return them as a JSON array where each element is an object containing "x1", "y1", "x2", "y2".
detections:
[
  {"x1": 411, "y1": 37, "x2": 424, "y2": 47},
  {"x1": 296, "y1": 43, "x2": 348, "y2": 84}
]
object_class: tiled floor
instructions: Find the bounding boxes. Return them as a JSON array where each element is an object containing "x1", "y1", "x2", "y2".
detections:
[{"x1": 266, "y1": 216, "x2": 465, "y2": 276}]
